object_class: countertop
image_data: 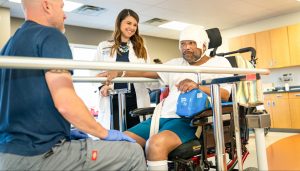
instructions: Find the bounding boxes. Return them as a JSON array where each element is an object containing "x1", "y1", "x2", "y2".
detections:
[{"x1": 263, "y1": 86, "x2": 300, "y2": 94}]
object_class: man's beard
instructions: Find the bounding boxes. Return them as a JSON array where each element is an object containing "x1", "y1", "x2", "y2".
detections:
[{"x1": 183, "y1": 52, "x2": 201, "y2": 64}]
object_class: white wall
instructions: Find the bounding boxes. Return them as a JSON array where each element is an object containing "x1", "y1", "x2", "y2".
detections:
[
  {"x1": 261, "y1": 66, "x2": 300, "y2": 87},
  {"x1": 219, "y1": 11, "x2": 300, "y2": 87},
  {"x1": 5, "y1": 12, "x2": 300, "y2": 87},
  {"x1": 0, "y1": 7, "x2": 10, "y2": 48},
  {"x1": 10, "y1": 17, "x2": 180, "y2": 63}
]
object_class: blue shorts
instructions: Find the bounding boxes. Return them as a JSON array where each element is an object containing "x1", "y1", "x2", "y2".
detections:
[{"x1": 128, "y1": 118, "x2": 197, "y2": 143}]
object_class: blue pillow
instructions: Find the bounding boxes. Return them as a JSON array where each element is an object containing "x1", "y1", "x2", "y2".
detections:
[{"x1": 176, "y1": 89, "x2": 210, "y2": 118}]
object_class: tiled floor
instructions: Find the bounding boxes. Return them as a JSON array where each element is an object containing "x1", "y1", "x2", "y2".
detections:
[
  {"x1": 207, "y1": 131, "x2": 299, "y2": 170},
  {"x1": 242, "y1": 131, "x2": 299, "y2": 170},
  {"x1": 266, "y1": 133, "x2": 300, "y2": 170},
  {"x1": 206, "y1": 131, "x2": 298, "y2": 170}
]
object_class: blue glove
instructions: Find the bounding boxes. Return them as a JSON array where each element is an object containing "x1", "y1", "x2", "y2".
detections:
[
  {"x1": 102, "y1": 130, "x2": 136, "y2": 143},
  {"x1": 70, "y1": 129, "x2": 89, "y2": 140}
]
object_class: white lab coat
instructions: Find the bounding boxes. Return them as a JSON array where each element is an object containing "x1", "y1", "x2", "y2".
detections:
[{"x1": 90, "y1": 40, "x2": 152, "y2": 127}]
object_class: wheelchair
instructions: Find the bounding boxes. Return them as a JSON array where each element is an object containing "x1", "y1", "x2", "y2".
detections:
[
  {"x1": 131, "y1": 92, "x2": 251, "y2": 171},
  {"x1": 130, "y1": 28, "x2": 261, "y2": 171}
]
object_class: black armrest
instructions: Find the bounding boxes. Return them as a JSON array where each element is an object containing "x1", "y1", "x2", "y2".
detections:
[
  {"x1": 201, "y1": 74, "x2": 260, "y2": 85},
  {"x1": 130, "y1": 107, "x2": 155, "y2": 117},
  {"x1": 191, "y1": 104, "x2": 233, "y2": 126}
]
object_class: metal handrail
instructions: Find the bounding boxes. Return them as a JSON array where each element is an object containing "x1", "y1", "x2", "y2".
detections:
[
  {"x1": 72, "y1": 77, "x2": 158, "y2": 83},
  {"x1": 0, "y1": 56, "x2": 270, "y2": 171},
  {"x1": 0, "y1": 56, "x2": 270, "y2": 75}
]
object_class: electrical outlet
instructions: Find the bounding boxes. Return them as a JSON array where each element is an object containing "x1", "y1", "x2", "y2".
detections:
[{"x1": 282, "y1": 73, "x2": 293, "y2": 83}]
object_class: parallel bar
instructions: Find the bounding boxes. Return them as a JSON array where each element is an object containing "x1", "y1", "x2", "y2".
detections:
[
  {"x1": 201, "y1": 74, "x2": 260, "y2": 85},
  {"x1": 1, "y1": 56, "x2": 270, "y2": 170},
  {"x1": 72, "y1": 77, "x2": 158, "y2": 83},
  {"x1": 0, "y1": 57, "x2": 270, "y2": 75},
  {"x1": 211, "y1": 84, "x2": 227, "y2": 171}
]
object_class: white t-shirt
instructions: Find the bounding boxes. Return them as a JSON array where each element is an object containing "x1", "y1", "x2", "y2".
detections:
[{"x1": 157, "y1": 57, "x2": 233, "y2": 118}]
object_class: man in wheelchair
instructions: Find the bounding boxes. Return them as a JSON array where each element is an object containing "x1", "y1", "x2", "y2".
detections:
[{"x1": 99, "y1": 25, "x2": 233, "y2": 170}]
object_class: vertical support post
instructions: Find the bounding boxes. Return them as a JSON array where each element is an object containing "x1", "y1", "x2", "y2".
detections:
[
  {"x1": 109, "y1": 95, "x2": 114, "y2": 130},
  {"x1": 211, "y1": 84, "x2": 227, "y2": 171},
  {"x1": 232, "y1": 83, "x2": 243, "y2": 170},
  {"x1": 127, "y1": 83, "x2": 131, "y2": 92},
  {"x1": 255, "y1": 128, "x2": 268, "y2": 170},
  {"x1": 118, "y1": 93, "x2": 127, "y2": 131}
]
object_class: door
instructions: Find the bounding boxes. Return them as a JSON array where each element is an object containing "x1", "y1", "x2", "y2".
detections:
[
  {"x1": 240, "y1": 34, "x2": 256, "y2": 62},
  {"x1": 288, "y1": 23, "x2": 300, "y2": 66},
  {"x1": 270, "y1": 27, "x2": 290, "y2": 68},
  {"x1": 263, "y1": 94, "x2": 274, "y2": 128},
  {"x1": 272, "y1": 93, "x2": 291, "y2": 128},
  {"x1": 255, "y1": 31, "x2": 272, "y2": 68},
  {"x1": 228, "y1": 37, "x2": 241, "y2": 52},
  {"x1": 289, "y1": 92, "x2": 300, "y2": 129}
]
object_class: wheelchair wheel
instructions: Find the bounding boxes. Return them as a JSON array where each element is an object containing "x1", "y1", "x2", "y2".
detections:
[
  {"x1": 244, "y1": 167, "x2": 259, "y2": 171},
  {"x1": 168, "y1": 157, "x2": 204, "y2": 171}
]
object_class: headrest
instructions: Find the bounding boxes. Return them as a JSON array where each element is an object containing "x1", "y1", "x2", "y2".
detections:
[{"x1": 205, "y1": 28, "x2": 222, "y2": 49}]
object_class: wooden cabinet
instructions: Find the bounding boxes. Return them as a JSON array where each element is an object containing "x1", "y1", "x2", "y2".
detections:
[
  {"x1": 263, "y1": 93, "x2": 291, "y2": 128},
  {"x1": 255, "y1": 31, "x2": 272, "y2": 68},
  {"x1": 240, "y1": 34, "x2": 256, "y2": 62},
  {"x1": 269, "y1": 27, "x2": 290, "y2": 68},
  {"x1": 263, "y1": 92, "x2": 300, "y2": 129},
  {"x1": 288, "y1": 92, "x2": 300, "y2": 129},
  {"x1": 255, "y1": 28, "x2": 290, "y2": 68},
  {"x1": 228, "y1": 25, "x2": 298, "y2": 68},
  {"x1": 228, "y1": 33, "x2": 256, "y2": 62},
  {"x1": 228, "y1": 37, "x2": 241, "y2": 52},
  {"x1": 263, "y1": 94, "x2": 274, "y2": 127},
  {"x1": 288, "y1": 23, "x2": 300, "y2": 66},
  {"x1": 272, "y1": 93, "x2": 291, "y2": 128}
]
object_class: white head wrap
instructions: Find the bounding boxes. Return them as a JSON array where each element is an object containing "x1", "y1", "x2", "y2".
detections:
[{"x1": 179, "y1": 25, "x2": 210, "y2": 50}]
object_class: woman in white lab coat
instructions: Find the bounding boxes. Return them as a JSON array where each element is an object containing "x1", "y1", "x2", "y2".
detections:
[{"x1": 93, "y1": 9, "x2": 151, "y2": 130}]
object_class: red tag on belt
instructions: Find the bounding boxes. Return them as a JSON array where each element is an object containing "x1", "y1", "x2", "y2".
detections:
[{"x1": 91, "y1": 150, "x2": 98, "y2": 161}]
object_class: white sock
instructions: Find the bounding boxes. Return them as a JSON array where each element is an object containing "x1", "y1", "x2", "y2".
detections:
[{"x1": 147, "y1": 160, "x2": 168, "y2": 171}]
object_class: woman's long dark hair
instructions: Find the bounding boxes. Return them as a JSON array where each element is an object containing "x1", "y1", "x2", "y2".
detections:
[{"x1": 110, "y1": 9, "x2": 147, "y2": 60}]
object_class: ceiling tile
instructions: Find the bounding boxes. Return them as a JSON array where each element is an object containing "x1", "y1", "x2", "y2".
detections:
[
  {"x1": 130, "y1": 0, "x2": 166, "y2": 6},
  {"x1": 3, "y1": 0, "x2": 300, "y2": 39},
  {"x1": 0, "y1": 0, "x2": 6, "y2": 6}
]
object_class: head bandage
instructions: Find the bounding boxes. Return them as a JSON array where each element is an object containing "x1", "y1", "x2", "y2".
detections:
[{"x1": 179, "y1": 25, "x2": 210, "y2": 50}]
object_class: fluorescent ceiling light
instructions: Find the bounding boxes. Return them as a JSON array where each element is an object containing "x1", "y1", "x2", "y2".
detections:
[
  {"x1": 9, "y1": 0, "x2": 21, "y2": 3},
  {"x1": 159, "y1": 21, "x2": 190, "y2": 31},
  {"x1": 8, "y1": 0, "x2": 83, "y2": 12},
  {"x1": 63, "y1": 1, "x2": 83, "y2": 12}
]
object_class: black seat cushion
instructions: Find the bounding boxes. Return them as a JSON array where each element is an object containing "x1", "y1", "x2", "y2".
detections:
[{"x1": 168, "y1": 139, "x2": 201, "y2": 160}]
